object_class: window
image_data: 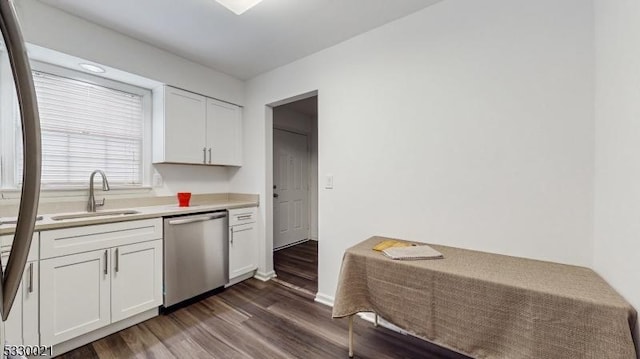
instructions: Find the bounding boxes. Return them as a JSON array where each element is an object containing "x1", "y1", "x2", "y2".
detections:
[
  {"x1": 18, "y1": 71, "x2": 144, "y2": 186},
  {"x1": 2, "y1": 60, "x2": 152, "y2": 190}
]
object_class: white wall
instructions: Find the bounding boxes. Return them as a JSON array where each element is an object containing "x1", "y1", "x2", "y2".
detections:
[
  {"x1": 233, "y1": 0, "x2": 595, "y2": 299},
  {"x1": 273, "y1": 105, "x2": 319, "y2": 241},
  {"x1": 15, "y1": 0, "x2": 241, "y2": 196},
  {"x1": 153, "y1": 164, "x2": 230, "y2": 196},
  {"x1": 593, "y1": 0, "x2": 640, "y2": 346}
]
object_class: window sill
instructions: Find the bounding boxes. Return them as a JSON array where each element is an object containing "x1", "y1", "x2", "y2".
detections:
[{"x1": 1, "y1": 186, "x2": 153, "y2": 200}]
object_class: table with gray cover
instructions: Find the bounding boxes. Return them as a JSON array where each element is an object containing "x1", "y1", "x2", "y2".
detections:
[{"x1": 332, "y1": 236, "x2": 637, "y2": 359}]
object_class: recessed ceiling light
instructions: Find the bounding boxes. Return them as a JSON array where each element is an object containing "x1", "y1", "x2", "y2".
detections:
[
  {"x1": 215, "y1": 0, "x2": 263, "y2": 15},
  {"x1": 79, "y1": 63, "x2": 106, "y2": 73}
]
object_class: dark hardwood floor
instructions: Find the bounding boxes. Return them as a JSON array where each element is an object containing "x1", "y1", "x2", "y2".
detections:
[
  {"x1": 273, "y1": 240, "x2": 318, "y2": 293},
  {"x1": 56, "y1": 279, "x2": 468, "y2": 359}
]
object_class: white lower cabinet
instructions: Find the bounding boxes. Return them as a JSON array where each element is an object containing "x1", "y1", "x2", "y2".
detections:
[
  {"x1": 111, "y1": 240, "x2": 163, "y2": 323},
  {"x1": 22, "y1": 260, "x2": 39, "y2": 345},
  {"x1": 39, "y1": 219, "x2": 163, "y2": 346},
  {"x1": 40, "y1": 249, "x2": 111, "y2": 345},
  {"x1": 4, "y1": 261, "x2": 39, "y2": 346},
  {"x1": 2, "y1": 233, "x2": 39, "y2": 346},
  {"x1": 229, "y1": 223, "x2": 258, "y2": 279},
  {"x1": 228, "y1": 208, "x2": 259, "y2": 280}
]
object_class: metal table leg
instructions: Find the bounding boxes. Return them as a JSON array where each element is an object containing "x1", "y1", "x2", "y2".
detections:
[{"x1": 349, "y1": 315, "x2": 354, "y2": 358}]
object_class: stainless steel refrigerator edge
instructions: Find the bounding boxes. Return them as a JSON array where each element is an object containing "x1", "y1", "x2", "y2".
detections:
[
  {"x1": 163, "y1": 212, "x2": 228, "y2": 308},
  {"x1": 0, "y1": 0, "x2": 42, "y2": 355}
]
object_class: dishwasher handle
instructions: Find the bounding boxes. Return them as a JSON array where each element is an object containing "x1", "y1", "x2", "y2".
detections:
[{"x1": 168, "y1": 213, "x2": 226, "y2": 225}]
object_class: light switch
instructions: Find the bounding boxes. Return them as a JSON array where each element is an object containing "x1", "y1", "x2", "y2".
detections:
[{"x1": 325, "y1": 174, "x2": 334, "y2": 189}]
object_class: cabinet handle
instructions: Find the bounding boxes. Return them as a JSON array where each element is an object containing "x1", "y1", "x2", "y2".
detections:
[
  {"x1": 104, "y1": 250, "x2": 108, "y2": 275},
  {"x1": 230, "y1": 226, "x2": 234, "y2": 245},
  {"x1": 28, "y1": 262, "x2": 33, "y2": 293},
  {"x1": 115, "y1": 248, "x2": 119, "y2": 273},
  {"x1": 237, "y1": 215, "x2": 252, "y2": 220},
  {"x1": 208, "y1": 148, "x2": 212, "y2": 164},
  {"x1": 168, "y1": 214, "x2": 225, "y2": 225},
  {"x1": 203, "y1": 147, "x2": 207, "y2": 164},
  {"x1": 233, "y1": 226, "x2": 253, "y2": 233}
]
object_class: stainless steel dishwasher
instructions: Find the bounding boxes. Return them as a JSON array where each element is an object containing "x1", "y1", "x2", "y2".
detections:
[{"x1": 163, "y1": 211, "x2": 228, "y2": 308}]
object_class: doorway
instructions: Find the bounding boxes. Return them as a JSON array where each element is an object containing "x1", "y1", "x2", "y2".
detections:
[{"x1": 272, "y1": 96, "x2": 318, "y2": 294}]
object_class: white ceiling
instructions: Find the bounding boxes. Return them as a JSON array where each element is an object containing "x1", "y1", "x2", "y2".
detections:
[{"x1": 38, "y1": 0, "x2": 443, "y2": 80}]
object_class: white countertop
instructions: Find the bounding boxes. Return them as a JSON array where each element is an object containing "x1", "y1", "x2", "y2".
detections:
[{"x1": 0, "y1": 200, "x2": 258, "y2": 235}]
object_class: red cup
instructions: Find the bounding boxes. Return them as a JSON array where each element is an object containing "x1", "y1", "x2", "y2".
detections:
[{"x1": 177, "y1": 192, "x2": 191, "y2": 207}]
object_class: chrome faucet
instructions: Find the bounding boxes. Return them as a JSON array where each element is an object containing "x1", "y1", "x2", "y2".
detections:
[{"x1": 87, "y1": 170, "x2": 110, "y2": 212}]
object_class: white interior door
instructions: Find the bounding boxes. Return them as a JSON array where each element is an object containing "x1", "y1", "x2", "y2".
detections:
[{"x1": 273, "y1": 129, "x2": 309, "y2": 249}]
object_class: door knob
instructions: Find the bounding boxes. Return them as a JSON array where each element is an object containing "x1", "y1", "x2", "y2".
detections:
[{"x1": 274, "y1": 193, "x2": 279, "y2": 198}]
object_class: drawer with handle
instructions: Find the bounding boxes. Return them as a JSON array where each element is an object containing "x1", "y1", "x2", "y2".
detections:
[
  {"x1": 0, "y1": 233, "x2": 38, "y2": 263},
  {"x1": 228, "y1": 207, "x2": 257, "y2": 226},
  {"x1": 40, "y1": 218, "x2": 162, "y2": 259},
  {"x1": 1, "y1": 252, "x2": 36, "y2": 294}
]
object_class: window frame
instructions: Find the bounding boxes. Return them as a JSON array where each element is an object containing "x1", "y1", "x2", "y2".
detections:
[{"x1": 0, "y1": 59, "x2": 153, "y2": 192}]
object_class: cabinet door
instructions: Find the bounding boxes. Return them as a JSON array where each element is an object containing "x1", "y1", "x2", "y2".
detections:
[
  {"x1": 2, "y1": 251, "x2": 22, "y2": 345},
  {"x1": 111, "y1": 240, "x2": 163, "y2": 323},
  {"x1": 1, "y1": 234, "x2": 39, "y2": 346},
  {"x1": 164, "y1": 86, "x2": 207, "y2": 164},
  {"x1": 229, "y1": 223, "x2": 258, "y2": 279},
  {"x1": 206, "y1": 98, "x2": 242, "y2": 166},
  {"x1": 23, "y1": 261, "x2": 39, "y2": 346},
  {"x1": 40, "y1": 250, "x2": 111, "y2": 345}
]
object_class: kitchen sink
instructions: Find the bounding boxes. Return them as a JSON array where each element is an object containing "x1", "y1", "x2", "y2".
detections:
[
  {"x1": 0, "y1": 215, "x2": 43, "y2": 225},
  {"x1": 50, "y1": 210, "x2": 141, "y2": 221}
]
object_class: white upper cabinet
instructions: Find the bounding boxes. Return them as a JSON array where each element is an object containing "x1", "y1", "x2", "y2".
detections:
[
  {"x1": 153, "y1": 86, "x2": 242, "y2": 166},
  {"x1": 206, "y1": 98, "x2": 242, "y2": 166},
  {"x1": 162, "y1": 87, "x2": 207, "y2": 164}
]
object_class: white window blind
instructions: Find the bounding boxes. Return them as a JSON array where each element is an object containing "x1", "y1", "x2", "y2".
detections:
[{"x1": 16, "y1": 71, "x2": 144, "y2": 187}]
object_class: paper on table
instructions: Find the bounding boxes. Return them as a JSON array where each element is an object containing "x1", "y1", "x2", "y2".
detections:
[
  {"x1": 382, "y1": 244, "x2": 444, "y2": 260},
  {"x1": 372, "y1": 239, "x2": 412, "y2": 251}
]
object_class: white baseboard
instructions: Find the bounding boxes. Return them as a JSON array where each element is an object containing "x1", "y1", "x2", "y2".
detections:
[
  {"x1": 312, "y1": 294, "x2": 406, "y2": 334},
  {"x1": 357, "y1": 313, "x2": 409, "y2": 335},
  {"x1": 254, "y1": 270, "x2": 276, "y2": 281},
  {"x1": 314, "y1": 292, "x2": 335, "y2": 307},
  {"x1": 311, "y1": 295, "x2": 409, "y2": 338},
  {"x1": 274, "y1": 239, "x2": 310, "y2": 251},
  {"x1": 226, "y1": 271, "x2": 258, "y2": 287}
]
